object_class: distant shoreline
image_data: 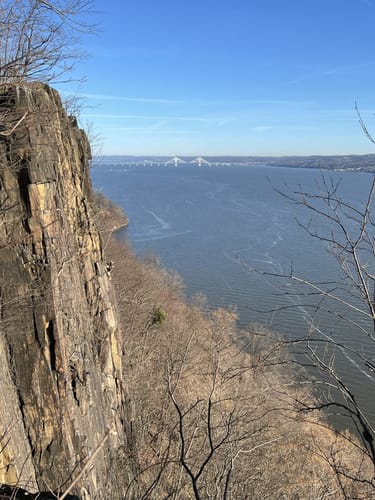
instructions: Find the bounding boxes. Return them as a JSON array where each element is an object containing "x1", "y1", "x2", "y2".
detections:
[{"x1": 92, "y1": 154, "x2": 375, "y2": 173}]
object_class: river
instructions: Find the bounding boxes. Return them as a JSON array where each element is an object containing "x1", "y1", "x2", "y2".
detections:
[{"x1": 92, "y1": 161, "x2": 375, "y2": 429}]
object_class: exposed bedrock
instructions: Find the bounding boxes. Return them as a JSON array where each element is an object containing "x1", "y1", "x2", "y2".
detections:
[{"x1": 0, "y1": 83, "x2": 130, "y2": 498}]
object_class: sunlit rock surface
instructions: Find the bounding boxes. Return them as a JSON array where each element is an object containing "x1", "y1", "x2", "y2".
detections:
[{"x1": 0, "y1": 83, "x2": 129, "y2": 498}]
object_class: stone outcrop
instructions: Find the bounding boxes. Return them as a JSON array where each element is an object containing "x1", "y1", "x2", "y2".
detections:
[{"x1": 0, "y1": 83, "x2": 128, "y2": 498}]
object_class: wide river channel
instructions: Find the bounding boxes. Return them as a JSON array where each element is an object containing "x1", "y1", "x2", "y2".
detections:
[{"x1": 92, "y1": 161, "x2": 375, "y2": 429}]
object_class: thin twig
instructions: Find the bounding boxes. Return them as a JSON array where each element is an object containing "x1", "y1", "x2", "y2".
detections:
[
  {"x1": 58, "y1": 428, "x2": 112, "y2": 500},
  {"x1": 0, "y1": 111, "x2": 28, "y2": 137}
]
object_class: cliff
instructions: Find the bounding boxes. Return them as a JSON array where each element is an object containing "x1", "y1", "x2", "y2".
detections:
[
  {"x1": 0, "y1": 83, "x2": 129, "y2": 498},
  {"x1": 2, "y1": 83, "x2": 373, "y2": 500}
]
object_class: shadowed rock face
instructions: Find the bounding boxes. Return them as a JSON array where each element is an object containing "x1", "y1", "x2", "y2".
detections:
[
  {"x1": 0, "y1": 83, "x2": 128, "y2": 498},
  {"x1": 0, "y1": 484, "x2": 80, "y2": 499}
]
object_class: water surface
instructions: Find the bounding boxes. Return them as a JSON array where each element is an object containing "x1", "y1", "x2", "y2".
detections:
[{"x1": 92, "y1": 162, "x2": 375, "y2": 427}]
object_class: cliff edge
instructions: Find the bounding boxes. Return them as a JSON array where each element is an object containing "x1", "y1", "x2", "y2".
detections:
[{"x1": 0, "y1": 83, "x2": 128, "y2": 498}]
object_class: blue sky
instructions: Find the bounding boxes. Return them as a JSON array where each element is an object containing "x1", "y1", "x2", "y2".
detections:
[{"x1": 62, "y1": 0, "x2": 375, "y2": 156}]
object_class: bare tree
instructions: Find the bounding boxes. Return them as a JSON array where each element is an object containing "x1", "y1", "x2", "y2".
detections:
[
  {"x1": 0, "y1": 0, "x2": 96, "y2": 84},
  {"x1": 104, "y1": 230, "x2": 372, "y2": 498},
  {"x1": 249, "y1": 171, "x2": 375, "y2": 494}
]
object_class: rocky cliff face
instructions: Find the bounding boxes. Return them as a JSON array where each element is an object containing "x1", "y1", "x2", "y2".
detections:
[{"x1": 0, "y1": 83, "x2": 128, "y2": 498}]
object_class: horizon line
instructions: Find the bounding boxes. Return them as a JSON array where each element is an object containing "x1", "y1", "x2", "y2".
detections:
[{"x1": 94, "y1": 152, "x2": 375, "y2": 158}]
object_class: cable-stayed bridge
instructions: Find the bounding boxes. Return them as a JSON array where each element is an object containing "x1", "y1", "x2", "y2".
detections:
[
  {"x1": 165, "y1": 156, "x2": 186, "y2": 166},
  {"x1": 191, "y1": 157, "x2": 210, "y2": 166},
  {"x1": 165, "y1": 156, "x2": 211, "y2": 166},
  {"x1": 93, "y1": 156, "x2": 214, "y2": 168}
]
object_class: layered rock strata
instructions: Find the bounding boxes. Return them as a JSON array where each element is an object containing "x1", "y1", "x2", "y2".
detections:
[{"x1": 0, "y1": 83, "x2": 128, "y2": 498}]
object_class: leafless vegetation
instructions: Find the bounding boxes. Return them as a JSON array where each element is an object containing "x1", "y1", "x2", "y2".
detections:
[
  {"x1": 1, "y1": 0, "x2": 374, "y2": 487},
  {"x1": 0, "y1": 0, "x2": 97, "y2": 161},
  {"x1": 239, "y1": 171, "x2": 375, "y2": 496},
  {"x1": 0, "y1": 0, "x2": 96, "y2": 84},
  {"x1": 98, "y1": 199, "x2": 374, "y2": 498},
  {"x1": 94, "y1": 191, "x2": 128, "y2": 231}
]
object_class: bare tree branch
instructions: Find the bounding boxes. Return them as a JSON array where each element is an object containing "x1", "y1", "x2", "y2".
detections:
[{"x1": 0, "y1": 0, "x2": 96, "y2": 84}]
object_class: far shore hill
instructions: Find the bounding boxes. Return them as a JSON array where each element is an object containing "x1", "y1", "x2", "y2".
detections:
[{"x1": 94, "y1": 154, "x2": 375, "y2": 172}]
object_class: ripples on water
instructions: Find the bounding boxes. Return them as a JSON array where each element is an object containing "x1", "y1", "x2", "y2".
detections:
[{"x1": 92, "y1": 162, "x2": 375, "y2": 428}]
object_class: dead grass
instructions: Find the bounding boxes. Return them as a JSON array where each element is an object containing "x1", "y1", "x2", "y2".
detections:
[{"x1": 101, "y1": 204, "x2": 374, "y2": 499}]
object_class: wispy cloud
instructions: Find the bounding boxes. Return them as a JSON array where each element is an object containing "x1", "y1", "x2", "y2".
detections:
[
  {"x1": 77, "y1": 92, "x2": 186, "y2": 105},
  {"x1": 244, "y1": 99, "x2": 316, "y2": 106},
  {"x1": 83, "y1": 112, "x2": 237, "y2": 125},
  {"x1": 83, "y1": 113, "x2": 210, "y2": 121},
  {"x1": 151, "y1": 120, "x2": 169, "y2": 129},
  {"x1": 253, "y1": 126, "x2": 273, "y2": 132},
  {"x1": 103, "y1": 127, "x2": 199, "y2": 135},
  {"x1": 74, "y1": 91, "x2": 316, "y2": 108},
  {"x1": 284, "y1": 62, "x2": 375, "y2": 86}
]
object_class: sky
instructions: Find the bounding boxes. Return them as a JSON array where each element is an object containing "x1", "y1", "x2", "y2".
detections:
[{"x1": 61, "y1": 0, "x2": 375, "y2": 156}]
